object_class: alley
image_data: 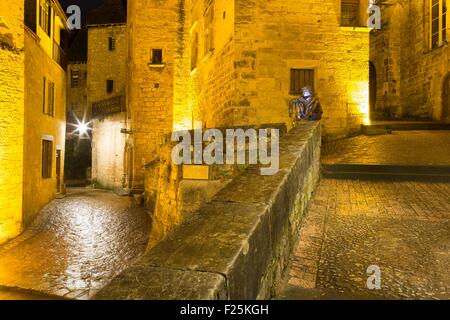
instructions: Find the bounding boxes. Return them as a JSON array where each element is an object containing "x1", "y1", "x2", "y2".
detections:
[{"x1": 0, "y1": 189, "x2": 151, "y2": 300}]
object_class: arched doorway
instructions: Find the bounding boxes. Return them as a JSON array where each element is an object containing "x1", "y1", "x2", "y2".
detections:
[
  {"x1": 442, "y1": 73, "x2": 450, "y2": 121},
  {"x1": 369, "y1": 61, "x2": 377, "y2": 119}
]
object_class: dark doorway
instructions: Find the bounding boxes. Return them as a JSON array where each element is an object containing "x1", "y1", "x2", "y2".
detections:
[
  {"x1": 442, "y1": 73, "x2": 450, "y2": 121},
  {"x1": 369, "y1": 61, "x2": 377, "y2": 119},
  {"x1": 56, "y1": 149, "x2": 62, "y2": 193}
]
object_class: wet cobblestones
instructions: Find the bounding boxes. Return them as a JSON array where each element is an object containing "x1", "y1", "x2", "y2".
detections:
[
  {"x1": 283, "y1": 179, "x2": 450, "y2": 300},
  {"x1": 0, "y1": 188, "x2": 151, "y2": 300},
  {"x1": 322, "y1": 131, "x2": 450, "y2": 165}
]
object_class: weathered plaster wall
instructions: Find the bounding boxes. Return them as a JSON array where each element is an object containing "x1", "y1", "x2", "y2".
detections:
[
  {"x1": 0, "y1": 0, "x2": 25, "y2": 243},
  {"x1": 22, "y1": 30, "x2": 66, "y2": 224},
  {"x1": 91, "y1": 112, "x2": 127, "y2": 190}
]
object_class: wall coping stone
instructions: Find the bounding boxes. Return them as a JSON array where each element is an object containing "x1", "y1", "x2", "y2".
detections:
[{"x1": 94, "y1": 121, "x2": 321, "y2": 300}]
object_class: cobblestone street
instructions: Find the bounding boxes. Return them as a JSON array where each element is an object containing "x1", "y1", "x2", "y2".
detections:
[
  {"x1": 281, "y1": 177, "x2": 450, "y2": 300},
  {"x1": 0, "y1": 189, "x2": 151, "y2": 300},
  {"x1": 281, "y1": 130, "x2": 450, "y2": 300}
]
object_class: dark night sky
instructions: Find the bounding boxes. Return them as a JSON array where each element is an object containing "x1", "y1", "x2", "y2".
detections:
[{"x1": 60, "y1": 0, "x2": 104, "y2": 23}]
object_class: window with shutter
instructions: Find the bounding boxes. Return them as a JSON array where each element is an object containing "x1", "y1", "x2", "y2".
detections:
[{"x1": 290, "y1": 69, "x2": 315, "y2": 95}]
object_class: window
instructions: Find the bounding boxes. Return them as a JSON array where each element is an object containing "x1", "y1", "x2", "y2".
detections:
[
  {"x1": 341, "y1": 0, "x2": 360, "y2": 27},
  {"x1": 431, "y1": 0, "x2": 447, "y2": 49},
  {"x1": 191, "y1": 32, "x2": 199, "y2": 70},
  {"x1": 43, "y1": 77, "x2": 55, "y2": 116},
  {"x1": 290, "y1": 69, "x2": 315, "y2": 95},
  {"x1": 107, "y1": 79, "x2": 114, "y2": 94},
  {"x1": 204, "y1": 1, "x2": 214, "y2": 54},
  {"x1": 42, "y1": 139, "x2": 53, "y2": 179},
  {"x1": 151, "y1": 49, "x2": 163, "y2": 65},
  {"x1": 39, "y1": 0, "x2": 51, "y2": 36},
  {"x1": 109, "y1": 37, "x2": 116, "y2": 51},
  {"x1": 71, "y1": 69, "x2": 80, "y2": 88},
  {"x1": 46, "y1": 81, "x2": 55, "y2": 116}
]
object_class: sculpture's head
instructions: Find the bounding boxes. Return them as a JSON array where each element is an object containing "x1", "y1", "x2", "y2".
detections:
[{"x1": 302, "y1": 86, "x2": 313, "y2": 99}]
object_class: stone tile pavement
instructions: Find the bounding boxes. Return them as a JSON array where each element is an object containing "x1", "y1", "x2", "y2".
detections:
[
  {"x1": 0, "y1": 188, "x2": 151, "y2": 300},
  {"x1": 322, "y1": 131, "x2": 450, "y2": 166},
  {"x1": 281, "y1": 179, "x2": 450, "y2": 300}
]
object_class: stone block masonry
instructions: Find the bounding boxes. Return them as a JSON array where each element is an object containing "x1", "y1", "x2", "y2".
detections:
[
  {"x1": 95, "y1": 121, "x2": 321, "y2": 300},
  {"x1": 0, "y1": 0, "x2": 25, "y2": 243}
]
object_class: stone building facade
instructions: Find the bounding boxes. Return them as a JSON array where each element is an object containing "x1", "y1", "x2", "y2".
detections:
[
  {"x1": 0, "y1": 0, "x2": 68, "y2": 243},
  {"x1": 127, "y1": 0, "x2": 371, "y2": 189},
  {"x1": 126, "y1": 0, "x2": 371, "y2": 245},
  {"x1": 0, "y1": 0, "x2": 25, "y2": 243},
  {"x1": 87, "y1": 0, "x2": 128, "y2": 191},
  {"x1": 370, "y1": 0, "x2": 450, "y2": 121},
  {"x1": 22, "y1": 0, "x2": 68, "y2": 225}
]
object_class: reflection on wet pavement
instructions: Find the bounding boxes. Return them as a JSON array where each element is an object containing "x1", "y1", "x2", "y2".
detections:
[{"x1": 0, "y1": 188, "x2": 151, "y2": 300}]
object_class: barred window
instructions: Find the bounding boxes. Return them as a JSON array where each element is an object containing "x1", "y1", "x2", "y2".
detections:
[
  {"x1": 341, "y1": 0, "x2": 360, "y2": 27},
  {"x1": 42, "y1": 139, "x2": 53, "y2": 179},
  {"x1": 109, "y1": 37, "x2": 116, "y2": 51},
  {"x1": 71, "y1": 69, "x2": 80, "y2": 88},
  {"x1": 290, "y1": 69, "x2": 315, "y2": 95}
]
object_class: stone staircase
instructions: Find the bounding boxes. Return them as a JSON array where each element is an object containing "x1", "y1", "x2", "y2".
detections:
[
  {"x1": 323, "y1": 121, "x2": 450, "y2": 181},
  {"x1": 322, "y1": 163, "x2": 450, "y2": 181},
  {"x1": 361, "y1": 120, "x2": 450, "y2": 135}
]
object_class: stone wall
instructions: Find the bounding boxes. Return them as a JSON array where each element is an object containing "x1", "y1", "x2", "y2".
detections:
[
  {"x1": 88, "y1": 24, "x2": 127, "y2": 189},
  {"x1": 370, "y1": 0, "x2": 450, "y2": 121},
  {"x1": 66, "y1": 62, "x2": 88, "y2": 121},
  {"x1": 127, "y1": 0, "x2": 184, "y2": 189},
  {"x1": 22, "y1": 29, "x2": 67, "y2": 224},
  {"x1": 128, "y1": 0, "x2": 370, "y2": 196},
  {"x1": 188, "y1": 0, "x2": 237, "y2": 128},
  {"x1": 91, "y1": 112, "x2": 127, "y2": 190},
  {"x1": 95, "y1": 122, "x2": 321, "y2": 300},
  {"x1": 0, "y1": 0, "x2": 25, "y2": 243},
  {"x1": 234, "y1": 0, "x2": 370, "y2": 139},
  {"x1": 87, "y1": 24, "x2": 127, "y2": 104}
]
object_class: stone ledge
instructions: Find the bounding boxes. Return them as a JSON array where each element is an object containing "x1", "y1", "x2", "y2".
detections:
[{"x1": 95, "y1": 121, "x2": 322, "y2": 300}]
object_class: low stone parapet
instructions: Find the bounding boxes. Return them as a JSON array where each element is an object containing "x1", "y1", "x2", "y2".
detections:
[{"x1": 95, "y1": 121, "x2": 322, "y2": 300}]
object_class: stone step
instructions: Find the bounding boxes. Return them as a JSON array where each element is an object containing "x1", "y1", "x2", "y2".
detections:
[
  {"x1": 322, "y1": 164, "x2": 450, "y2": 182},
  {"x1": 361, "y1": 122, "x2": 450, "y2": 135}
]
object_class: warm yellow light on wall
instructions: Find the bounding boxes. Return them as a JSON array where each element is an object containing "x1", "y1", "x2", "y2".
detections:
[
  {"x1": 347, "y1": 81, "x2": 370, "y2": 125},
  {"x1": 173, "y1": 117, "x2": 194, "y2": 132}
]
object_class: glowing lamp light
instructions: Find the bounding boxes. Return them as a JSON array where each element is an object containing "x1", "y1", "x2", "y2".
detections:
[
  {"x1": 76, "y1": 122, "x2": 89, "y2": 136},
  {"x1": 73, "y1": 118, "x2": 91, "y2": 137}
]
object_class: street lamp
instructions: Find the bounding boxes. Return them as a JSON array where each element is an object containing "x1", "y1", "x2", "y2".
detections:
[{"x1": 73, "y1": 117, "x2": 92, "y2": 138}]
